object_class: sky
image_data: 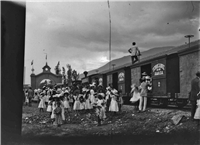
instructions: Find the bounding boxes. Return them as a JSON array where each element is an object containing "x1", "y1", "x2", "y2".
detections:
[{"x1": 24, "y1": 0, "x2": 200, "y2": 84}]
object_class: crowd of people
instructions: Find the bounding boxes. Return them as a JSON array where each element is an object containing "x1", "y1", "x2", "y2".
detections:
[
  {"x1": 23, "y1": 82, "x2": 124, "y2": 127},
  {"x1": 23, "y1": 71, "x2": 200, "y2": 127}
]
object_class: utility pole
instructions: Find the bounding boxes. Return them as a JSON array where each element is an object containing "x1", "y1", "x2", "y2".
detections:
[{"x1": 184, "y1": 35, "x2": 194, "y2": 49}]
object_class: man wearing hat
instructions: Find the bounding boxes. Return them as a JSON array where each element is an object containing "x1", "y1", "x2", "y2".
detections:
[{"x1": 190, "y1": 71, "x2": 200, "y2": 119}]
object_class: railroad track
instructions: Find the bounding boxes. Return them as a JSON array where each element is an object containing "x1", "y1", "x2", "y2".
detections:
[
  {"x1": 126, "y1": 102, "x2": 191, "y2": 112},
  {"x1": 148, "y1": 104, "x2": 191, "y2": 112}
]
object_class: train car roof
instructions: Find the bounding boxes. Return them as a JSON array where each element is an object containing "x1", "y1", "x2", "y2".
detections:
[{"x1": 81, "y1": 40, "x2": 200, "y2": 77}]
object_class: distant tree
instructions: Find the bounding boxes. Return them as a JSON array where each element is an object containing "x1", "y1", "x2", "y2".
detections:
[
  {"x1": 66, "y1": 64, "x2": 72, "y2": 86},
  {"x1": 62, "y1": 67, "x2": 67, "y2": 85},
  {"x1": 72, "y1": 70, "x2": 79, "y2": 81},
  {"x1": 55, "y1": 61, "x2": 61, "y2": 75}
]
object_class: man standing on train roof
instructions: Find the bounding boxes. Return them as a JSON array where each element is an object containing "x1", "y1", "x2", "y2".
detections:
[
  {"x1": 190, "y1": 71, "x2": 200, "y2": 120},
  {"x1": 128, "y1": 42, "x2": 141, "y2": 64}
]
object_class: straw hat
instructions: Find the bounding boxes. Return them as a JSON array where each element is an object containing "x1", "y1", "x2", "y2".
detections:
[{"x1": 142, "y1": 72, "x2": 147, "y2": 76}]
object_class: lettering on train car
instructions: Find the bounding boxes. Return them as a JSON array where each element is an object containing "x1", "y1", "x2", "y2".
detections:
[
  {"x1": 152, "y1": 63, "x2": 165, "y2": 76},
  {"x1": 118, "y1": 72, "x2": 125, "y2": 82}
]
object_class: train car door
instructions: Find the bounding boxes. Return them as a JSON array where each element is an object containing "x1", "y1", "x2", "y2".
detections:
[
  {"x1": 151, "y1": 58, "x2": 167, "y2": 97},
  {"x1": 118, "y1": 71, "x2": 125, "y2": 94},
  {"x1": 141, "y1": 63, "x2": 152, "y2": 77},
  {"x1": 107, "y1": 74, "x2": 112, "y2": 87},
  {"x1": 131, "y1": 67, "x2": 141, "y2": 86},
  {"x1": 112, "y1": 72, "x2": 118, "y2": 90}
]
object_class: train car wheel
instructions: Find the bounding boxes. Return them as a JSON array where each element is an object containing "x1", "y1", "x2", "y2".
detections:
[
  {"x1": 176, "y1": 99, "x2": 188, "y2": 108},
  {"x1": 147, "y1": 98, "x2": 151, "y2": 107},
  {"x1": 158, "y1": 99, "x2": 168, "y2": 107}
]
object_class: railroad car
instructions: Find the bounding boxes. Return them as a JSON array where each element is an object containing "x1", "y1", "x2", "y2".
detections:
[{"x1": 81, "y1": 40, "x2": 200, "y2": 108}]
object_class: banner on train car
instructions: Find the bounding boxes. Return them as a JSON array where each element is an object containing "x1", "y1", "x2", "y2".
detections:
[
  {"x1": 118, "y1": 72, "x2": 125, "y2": 82},
  {"x1": 152, "y1": 63, "x2": 165, "y2": 76},
  {"x1": 152, "y1": 58, "x2": 166, "y2": 77}
]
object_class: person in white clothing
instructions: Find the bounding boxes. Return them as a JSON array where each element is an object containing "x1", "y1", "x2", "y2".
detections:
[
  {"x1": 46, "y1": 100, "x2": 52, "y2": 117},
  {"x1": 73, "y1": 92, "x2": 80, "y2": 116},
  {"x1": 109, "y1": 88, "x2": 119, "y2": 114},
  {"x1": 90, "y1": 86, "x2": 96, "y2": 107},
  {"x1": 95, "y1": 95, "x2": 106, "y2": 126},
  {"x1": 194, "y1": 92, "x2": 200, "y2": 125},
  {"x1": 130, "y1": 84, "x2": 141, "y2": 110},
  {"x1": 63, "y1": 91, "x2": 70, "y2": 113},
  {"x1": 84, "y1": 90, "x2": 92, "y2": 112},
  {"x1": 38, "y1": 91, "x2": 46, "y2": 113}
]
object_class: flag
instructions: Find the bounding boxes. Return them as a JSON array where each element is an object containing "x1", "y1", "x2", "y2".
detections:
[
  {"x1": 31, "y1": 60, "x2": 33, "y2": 65},
  {"x1": 107, "y1": 0, "x2": 110, "y2": 8}
]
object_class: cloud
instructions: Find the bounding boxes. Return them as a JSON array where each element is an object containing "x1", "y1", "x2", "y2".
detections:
[{"x1": 24, "y1": 1, "x2": 199, "y2": 84}]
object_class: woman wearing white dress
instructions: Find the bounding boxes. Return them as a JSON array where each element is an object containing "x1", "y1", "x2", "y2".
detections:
[
  {"x1": 73, "y1": 93, "x2": 80, "y2": 115},
  {"x1": 38, "y1": 91, "x2": 46, "y2": 113},
  {"x1": 79, "y1": 94, "x2": 85, "y2": 111},
  {"x1": 46, "y1": 100, "x2": 52, "y2": 117},
  {"x1": 51, "y1": 100, "x2": 57, "y2": 121},
  {"x1": 130, "y1": 84, "x2": 141, "y2": 103},
  {"x1": 63, "y1": 93, "x2": 70, "y2": 112},
  {"x1": 90, "y1": 87, "x2": 96, "y2": 108},
  {"x1": 109, "y1": 89, "x2": 119, "y2": 113},
  {"x1": 194, "y1": 92, "x2": 200, "y2": 121},
  {"x1": 84, "y1": 91, "x2": 92, "y2": 110}
]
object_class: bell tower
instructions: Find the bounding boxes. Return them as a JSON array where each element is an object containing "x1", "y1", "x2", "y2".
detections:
[{"x1": 42, "y1": 62, "x2": 51, "y2": 72}]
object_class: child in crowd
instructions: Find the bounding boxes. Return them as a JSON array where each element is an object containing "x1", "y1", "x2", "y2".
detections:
[
  {"x1": 79, "y1": 94, "x2": 86, "y2": 113},
  {"x1": 63, "y1": 92, "x2": 70, "y2": 113},
  {"x1": 58, "y1": 95, "x2": 66, "y2": 122},
  {"x1": 24, "y1": 90, "x2": 29, "y2": 106},
  {"x1": 105, "y1": 87, "x2": 111, "y2": 112},
  {"x1": 130, "y1": 84, "x2": 141, "y2": 109},
  {"x1": 90, "y1": 86, "x2": 96, "y2": 108},
  {"x1": 54, "y1": 101, "x2": 62, "y2": 127},
  {"x1": 73, "y1": 92, "x2": 80, "y2": 116},
  {"x1": 95, "y1": 95, "x2": 106, "y2": 126},
  {"x1": 51, "y1": 99, "x2": 57, "y2": 124},
  {"x1": 44, "y1": 90, "x2": 51, "y2": 107},
  {"x1": 69, "y1": 94, "x2": 74, "y2": 110},
  {"x1": 118, "y1": 90, "x2": 124, "y2": 112},
  {"x1": 38, "y1": 91, "x2": 46, "y2": 113},
  {"x1": 109, "y1": 89, "x2": 119, "y2": 114},
  {"x1": 84, "y1": 90, "x2": 92, "y2": 112},
  {"x1": 46, "y1": 100, "x2": 52, "y2": 117}
]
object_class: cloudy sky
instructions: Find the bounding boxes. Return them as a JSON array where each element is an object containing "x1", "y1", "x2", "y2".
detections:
[{"x1": 24, "y1": 0, "x2": 199, "y2": 84}]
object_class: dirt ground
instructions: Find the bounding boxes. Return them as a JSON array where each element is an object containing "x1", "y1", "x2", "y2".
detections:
[{"x1": 10, "y1": 103, "x2": 200, "y2": 145}]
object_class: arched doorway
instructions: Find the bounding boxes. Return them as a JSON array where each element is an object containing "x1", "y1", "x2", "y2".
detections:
[{"x1": 39, "y1": 79, "x2": 54, "y2": 89}]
